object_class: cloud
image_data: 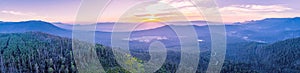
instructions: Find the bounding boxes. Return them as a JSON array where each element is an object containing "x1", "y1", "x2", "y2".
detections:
[
  {"x1": 1, "y1": 10, "x2": 34, "y2": 16},
  {"x1": 0, "y1": 10, "x2": 59, "y2": 22},
  {"x1": 157, "y1": 0, "x2": 203, "y2": 21},
  {"x1": 124, "y1": 36, "x2": 168, "y2": 43},
  {"x1": 219, "y1": 5, "x2": 299, "y2": 22},
  {"x1": 197, "y1": 39, "x2": 204, "y2": 42},
  {"x1": 220, "y1": 5, "x2": 292, "y2": 13},
  {"x1": 242, "y1": 36, "x2": 266, "y2": 43},
  {"x1": 157, "y1": 1, "x2": 298, "y2": 23}
]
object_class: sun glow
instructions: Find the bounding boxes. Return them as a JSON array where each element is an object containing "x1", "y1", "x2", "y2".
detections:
[{"x1": 142, "y1": 18, "x2": 162, "y2": 22}]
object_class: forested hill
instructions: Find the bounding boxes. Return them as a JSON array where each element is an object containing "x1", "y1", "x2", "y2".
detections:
[
  {"x1": 0, "y1": 32, "x2": 74, "y2": 73},
  {"x1": 223, "y1": 37, "x2": 300, "y2": 73},
  {"x1": 259, "y1": 37, "x2": 300, "y2": 72},
  {"x1": 0, "y1": 32, "x2": 131, "y2": 73},
  {"x1": 0, "y1": 21, "x2": 71, "y2": 37},
  {"x1": 0, "y1": 32, "x2": 300, "y2": 73}
]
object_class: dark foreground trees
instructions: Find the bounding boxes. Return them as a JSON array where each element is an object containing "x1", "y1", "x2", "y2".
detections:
[
  {"x1": 0, "y1": 32, "x2": 299, "y2": 73},
  {"x1": 0, "y1": 32, "x2": 131, "y2": 73}
]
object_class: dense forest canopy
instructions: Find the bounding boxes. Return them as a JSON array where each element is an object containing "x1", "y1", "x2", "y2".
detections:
[{"x1": 0, "y1": 32, "x2": 299, "y2": 73}]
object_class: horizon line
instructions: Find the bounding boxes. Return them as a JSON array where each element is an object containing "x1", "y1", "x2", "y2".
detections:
[{"x1": 1, "y1": 17, "x2": 299, "y2": 25}]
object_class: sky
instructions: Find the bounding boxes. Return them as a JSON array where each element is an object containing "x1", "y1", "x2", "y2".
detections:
[{"x1": 0, "y1": 0, "x2": 299, "y2": 23}]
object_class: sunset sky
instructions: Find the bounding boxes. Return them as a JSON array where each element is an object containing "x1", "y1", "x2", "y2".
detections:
[{"x1": 0, "y1": 0, "x2": 299, "y2": 23}]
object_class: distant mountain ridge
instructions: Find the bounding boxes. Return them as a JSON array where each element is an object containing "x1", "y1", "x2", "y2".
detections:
[
  {"x1": 1, "y1": 17, "x2": 300, "y2": 45},
  {"x1": 0, "y1": 20, "x2": 112, "y2": 45},
  {"x1": 227, "y1": 17, "x2": 300, "y2": 43},
  {"x1": 0, "y1": 20, "x2": 71, "y2": 37}
]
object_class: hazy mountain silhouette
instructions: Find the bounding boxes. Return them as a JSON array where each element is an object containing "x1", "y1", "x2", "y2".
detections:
[
  {"x1": 0, "y1": 17, "x2": 300, "y2": 45},
  {"x1": 0, "y1": 20, "x2": 71, "y2": 37}
]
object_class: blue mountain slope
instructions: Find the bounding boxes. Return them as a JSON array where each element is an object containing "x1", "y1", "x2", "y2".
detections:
[
  {"x1": 0, "y1": 17, "x2": 300, "y2": 46},
  {"x1": 0, "y1": 20, "x2": 113, "y2": 45},
  {"x1": 0, "y1": 20, "x2": 72, "y2": 37},
  {"x1": 227, "y1": 17, "x2": 300, "y2": 43}
]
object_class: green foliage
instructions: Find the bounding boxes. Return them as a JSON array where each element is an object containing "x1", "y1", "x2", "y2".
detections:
[
  {"x1": 48, "y1": 67, "x2": 54, "y2": 73},
  {"x1": 0, "y1": 32, "x2": 299, "y2": 73},
  {"x1": 0, "y1": 32, "x2": 76, "y2": 73},
  {"x1": 124, "y1": 54, "x2": 144, "y2": 73},
  {"x1": 0, "y1": 32, "x2": 132, "y2": 73},
  {"x1": 259, "y1": 37, "x2": 300, "y2": 72}
]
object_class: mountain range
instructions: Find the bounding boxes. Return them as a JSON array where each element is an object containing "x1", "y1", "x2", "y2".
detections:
[{"x1": 1, "y1": 17, "x2": 300, "y2": 47}]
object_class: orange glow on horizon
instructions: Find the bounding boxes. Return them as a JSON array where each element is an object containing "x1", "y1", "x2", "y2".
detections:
[{"x1": 141, "y1": 18, "x2": 162, "y2": 22}]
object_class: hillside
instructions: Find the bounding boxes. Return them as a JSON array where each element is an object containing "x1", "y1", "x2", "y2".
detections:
[
  {"x1": 0, "y1": 32, "x2": 262, "y2": 73},
  {"x1": 223, "y1": 37, "x2": 300, "y2": 73},
  {"x1": 0, "y1": 21, "x2": 71, "y2": 37},
  {"x1": 0, "y1": 21, "x2": 113, "y2": 45},
  {"x1": 259, "y1": 37, "x2": 300, "y2": 72},
  {"x1": 0, "y1": 32, "x2": 131, "y2": 73},
  {"x1": 0, "y1": 32, "x2": 299, "y2": 73}
]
